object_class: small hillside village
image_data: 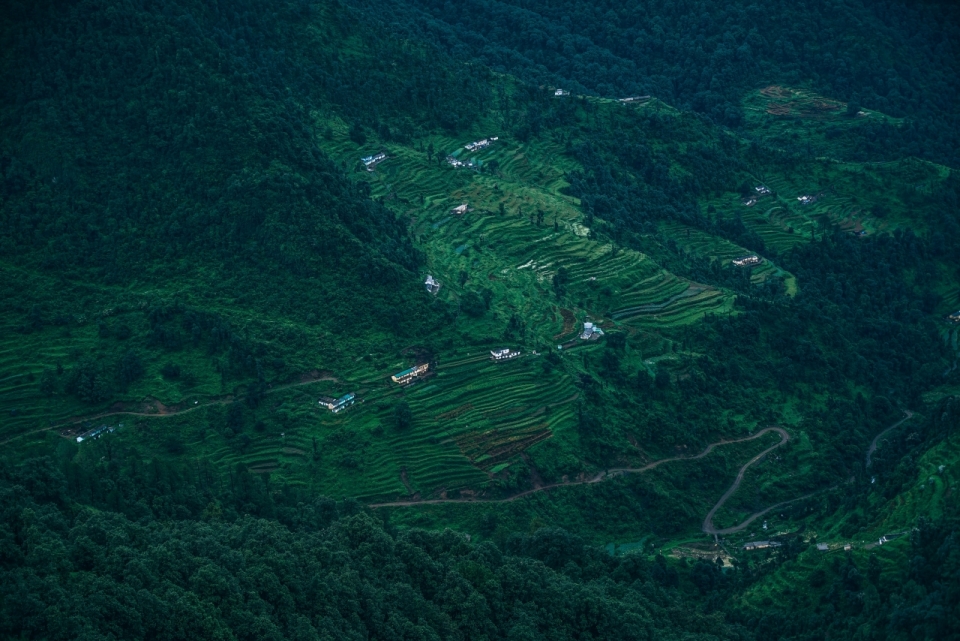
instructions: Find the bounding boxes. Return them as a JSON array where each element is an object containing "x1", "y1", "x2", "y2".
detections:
[
  {"x1": 464, "y1": 137, "x2": 498, "y2": 152},
  {"x1": 446, "y1": 155, "x2": 475, "y2": 169},
  {"x1": 446, "y1": 136, "x2": 500, "y2": 169}
]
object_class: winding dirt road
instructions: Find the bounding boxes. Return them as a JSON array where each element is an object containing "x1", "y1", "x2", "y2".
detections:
[
  {"x1": 701, "y1": 428, "x2": 790, "y2": 535},
  {"x1": 372, "y1": 413, "x2": 914, "y2": 536},
  {"x1": 866, "y1": 410, "x2": 914, "y2": 468},
  {"x1": 367, "y1": 427, "x2": 789, "y2": 508}
]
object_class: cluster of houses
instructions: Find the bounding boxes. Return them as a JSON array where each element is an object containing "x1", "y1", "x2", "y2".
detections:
[
  {"x1": 318, "y1": 393, "x2": 357, "y2": 414},
  {"x1": 732, "y1": 255, "x2": 761, "y2": 267},
  {"x1": 554, "y1": 89, "x2": 569, "y2": 96},
  {"x1": 743, "y1": 540, "x2": 781, "y2": 551},
  {"x1": 392, "y1": 363, "x2": 430, "y2": 385},
  {"x1": 490, "y1": 348, "x2": 520, "y2": 361},
  {"x1": 424, "y1": 275, "x2": 441, "y2": 295},
  {"x1": 361, "y1": 152, "x2": 387, "y2": 171},
  {"x1": 464, "y1": 137, "x2": 498, "y2": 152},
  {"x1": 580, "y1": 322, "x2": 604, "y2": 340},
  {"x1": 76, "y1": 423, "x2": 120, "y2": 443},
  {"x1": 797, "y1": 195, "x2": 817, "y2": 205},
  {"x1": 755, "y1": 185, "x2": 772, "y2": 195},
  {"x1": 816, "y1": 542, "x2": 853, "y2": 552},
  {"x1": 446, "y1": 155, "x2": 476, "y2": 169}
]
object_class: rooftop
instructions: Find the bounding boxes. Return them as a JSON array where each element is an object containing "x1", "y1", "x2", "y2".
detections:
[{"x1": 732, "y1": 255, "x2": 761, "y2": 267}]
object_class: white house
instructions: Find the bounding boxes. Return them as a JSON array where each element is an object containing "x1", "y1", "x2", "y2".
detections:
[
  {"x1": 425, "y1": 275, "x2": 441, "y2": 295},
  {"x1": 319, "y1": 393, "x2": 357, "y2": 413},
  {"x1": 580, "y1": 322, "x2": 604, "y2": 340},
  {"x1": 490, "y1": 348, "x2": 520, "y2": 361},
  {"x1": 361, "y1": 152, "x2": 387, "y2": 170},
  {"x1": 743, "y1": 541, "x2": 781, "y2": 551},
  {"x1": 392, "y1": 363, "x2": 430, "y2": 385},
  {"x1": 732, "y1": 255, "x2": 761, "y2": 267},
  {"x1": 464, "y1": 137, "x2": 499, "y2": 152}
]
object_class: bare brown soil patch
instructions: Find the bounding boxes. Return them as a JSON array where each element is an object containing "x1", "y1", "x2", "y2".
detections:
[
  {"x1": 456, "y1": 424, "x2": 552, "y2": 470},
  {"x1": 760, "y1": 85, "x2": 793, "y2": 99},
  {"x1": 553, "y1": 308, "x2": 576, "y2": 339},
  {"x1": 435, "y1": 403, "x2": 475, "y2": 422}
]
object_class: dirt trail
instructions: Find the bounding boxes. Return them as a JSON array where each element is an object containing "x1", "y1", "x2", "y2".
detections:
[
  {"x1": 701, "y1": 428, "x2": 790, "y2": 535},
  {"x1": 368, "y1": 427, "x2": 788, "y2": 508},
  {"x1": 703, "y1": 411, "x2": 913, "y2": 536},
  {"x1": 1, "y1": 373, "x2": 339, "y2": 446},
  {"x1": 866, "y1": 410, "x2": 914, "y2": 468},
  {"x1": 368, "y1": 414, "x2": 891, "y2": 537}
]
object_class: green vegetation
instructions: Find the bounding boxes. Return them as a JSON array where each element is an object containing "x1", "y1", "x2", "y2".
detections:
[{"x1": 1, "y1": 0, "x2": 959, "y2": 638}]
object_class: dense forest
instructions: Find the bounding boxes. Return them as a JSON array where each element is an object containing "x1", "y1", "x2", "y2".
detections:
[
  {"x1": 1, "y1": 0, "x2": 959, "y2": 638},
  {"x1": 356, "y1": 0, "x2": 960, "y2": 167},
  {"x1": 2, "y1": 415, "x2": 958, "y2": 641}
]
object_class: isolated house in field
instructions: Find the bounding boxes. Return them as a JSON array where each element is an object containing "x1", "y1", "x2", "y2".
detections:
[
  {"x1": 732, "y1": 255, "x2": 761, "y2": 267},
  {"x1": 618, "y1": 95, "x2": 650, "y2": 103},
  {"x1": 554, "y1": 88, "x2": 569, "y2": 96},
  {"x1": 392, "y1": 363, "x2": 430, "y2": 385},
  {"x1": 361, "y1": 152, "x2": 387, "y2": 170},
  {"x1": 451, "y1": 204, "x2": 469, "y2": 216},
  {"x1": 797, "y1": 195, "x2": 816, "y2": 205},
  {"x1": 580, "y1": 322, "x2": 604, "y2": 340},
  {"x1": 816, "y1": 543, "x2": 829, "y2": 552},
  {"x1": 425, "y1": 275, "x2": 441, "y2": 294},
  {"x1": 76, "y1": 424, "x2": 117, "y2": 443},
  {"x1": 319, "y1": 393, "x2": 356, "y2": 414},
  {"x1": 490, "y1": 348, "x2": 520, "y2": 361}
]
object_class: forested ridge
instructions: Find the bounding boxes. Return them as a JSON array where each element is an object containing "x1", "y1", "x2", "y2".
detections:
[
  {"x1": 0, "y1": 0, "x2": 490, "y2": 341},
  {"x1": 1, "y1": 0, "x2": 959, "y2": 639},
  {"x1": 354, "y1": 0, "x2": 960, "y2": 167}
]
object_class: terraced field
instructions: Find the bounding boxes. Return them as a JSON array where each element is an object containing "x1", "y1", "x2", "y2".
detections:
[{"x1": 658, "y1": 221, "x2": 798, "y2": 295}]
